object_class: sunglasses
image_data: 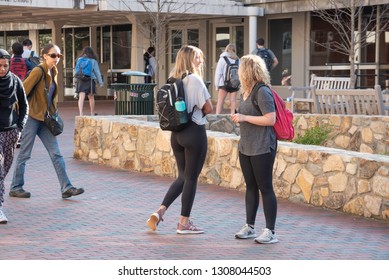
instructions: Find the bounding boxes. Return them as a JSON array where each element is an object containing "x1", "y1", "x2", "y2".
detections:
[
  {"x1": 47, "y1": 53, "x2": 63, "y2": 59},
  {"x1": 0, "y1": 54, "x2": 11, "y2": 60}
]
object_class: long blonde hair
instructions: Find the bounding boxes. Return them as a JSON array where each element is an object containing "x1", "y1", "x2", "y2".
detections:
[
  {"x1": 169, "y1": 45, "x2": 205, "y2": 79},
  {"x1": 224, "y1": 43, "x2": 239, "y2": 60},
  {"x1": 238, "y1": 54, "x2": 270, "y2": 95}
]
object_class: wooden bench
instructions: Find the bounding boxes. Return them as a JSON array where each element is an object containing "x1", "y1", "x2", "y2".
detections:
[
  {"x1": 289, "y1": 74, "x2": 352, "y2": 113},
  {"x1": 312, "y1": 85, "x2": 386, "y2": 115}
]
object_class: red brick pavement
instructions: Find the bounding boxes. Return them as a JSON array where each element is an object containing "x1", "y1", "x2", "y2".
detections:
[{"x1": 0, "y1": 100, "x2": 388, "y2": 260}]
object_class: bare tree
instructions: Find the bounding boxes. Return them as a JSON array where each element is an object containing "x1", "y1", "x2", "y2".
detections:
[
  {"x1": 119, "y1": 0, "x2": 203, "y2": 84},
  {"x1": 310, "y1": 0, "x2": 389, "y2": 88}
]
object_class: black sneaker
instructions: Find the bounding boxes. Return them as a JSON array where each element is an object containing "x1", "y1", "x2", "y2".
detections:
[
  {"x1": 9, "y1": 189, "x2": 31, "y2": 198},
  {"x1": 62, "y1": 187, "x2": 84, "y2": 199}
]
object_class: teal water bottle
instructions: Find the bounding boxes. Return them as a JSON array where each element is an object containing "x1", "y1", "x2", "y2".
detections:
[
  {"x1": 175, "y1": 97, "x2": 188, "y2": 124},
  {"x1": 175, "y1": 97, "x2": 186, "y2": 111}
]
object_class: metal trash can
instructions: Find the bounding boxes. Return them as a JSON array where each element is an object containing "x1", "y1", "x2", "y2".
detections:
[{"x1": 112, "y1": 83, "x2": 157, "y2": 115}]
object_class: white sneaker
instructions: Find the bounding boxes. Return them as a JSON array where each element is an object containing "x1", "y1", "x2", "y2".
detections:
[
  {"x1": 235, "y1": 224, "x2": 257, "y2": 239},
  {"x1": 0, "y1": 209, "x2": 8, "y2": 224},
  {"x1": 255, "y1": 228, "x2": 279, "y2": 244}
]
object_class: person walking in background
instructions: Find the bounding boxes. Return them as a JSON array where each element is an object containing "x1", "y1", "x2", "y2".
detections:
[
  {"x1": 147, "y1": 45, "x2": 213, "y2": 234},
  {"x1": 231, "y1": 54, "x2": 279, "y2": 244},
  {"x1": 21, "y1": 39, "x2": 39, "y2": 60},
  {"x1": 10, "y1": 42, "x2": 28, "y2": 80},
  {"x1": 0, "y1": 49, "x2": 28, "y2": 223},
  {"x1": 252, "y1": 38, "x2": 278, "y2": 72},
  {"x1": 143, "y1": 46, "x2": 157, "y2": 83},
  {"x1": 9, "y1": 43, "x2": 84, "y2": 200},
  {"x1": 214, "y1": 44, "x2": 240, "y2": 114},
  {"x1": 74, "y1": 46, "x2": 104, "y2": 116}
]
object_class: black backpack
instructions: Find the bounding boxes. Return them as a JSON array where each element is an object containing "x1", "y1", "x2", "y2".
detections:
[
  {"x1": 144, "y1": 55, "x2": 150, "y2": 74},
  {"x1": 223, "y1": 56, "x2": 240, "y2": 92},
  {"x1": 256, "y1": 48, "x2": 273, "y2": 71},
  {"x1": 156, "y1": 73, "x2": 192, "y2": 132}
]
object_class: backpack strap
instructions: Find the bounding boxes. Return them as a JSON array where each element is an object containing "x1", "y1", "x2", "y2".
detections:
[
  {"x1": 30, "y1": 50, "x2": 35, "y2": 58},
  {"x1": 250, "y1": 83, "x2": 270, "y2": 115},
  {"x1": 27, "y1": 65, "x2": 45, "y2": 100},
  {"x1": 223, "y1": 56, "x2": 231, "y2": 65}
]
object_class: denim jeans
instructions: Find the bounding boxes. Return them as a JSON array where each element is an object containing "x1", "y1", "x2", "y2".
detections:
[{"x1": 10, "y1": 117, "x2": 73, "y2": 193}]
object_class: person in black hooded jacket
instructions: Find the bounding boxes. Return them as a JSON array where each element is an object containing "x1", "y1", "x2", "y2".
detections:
[{"x1": 0, "y1": 49, "x2": 28, "y2": 224}]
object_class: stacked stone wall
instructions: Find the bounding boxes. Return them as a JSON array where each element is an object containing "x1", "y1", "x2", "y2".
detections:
[{"x1": 74, "y1": 114, "x2": 389, "y2": 220}]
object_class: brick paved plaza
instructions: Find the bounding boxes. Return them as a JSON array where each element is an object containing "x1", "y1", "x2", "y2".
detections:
[{"x1": 0, "y1": 101, "x2": 388, "y2": 260}]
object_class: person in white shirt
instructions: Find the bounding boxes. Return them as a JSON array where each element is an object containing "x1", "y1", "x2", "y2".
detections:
[
  {"x1": 21, "y1": 39, "x2": 39, "y2": 59},
  {"x1": 214, "y1": 44, "x2": 240, "y2": 114}
]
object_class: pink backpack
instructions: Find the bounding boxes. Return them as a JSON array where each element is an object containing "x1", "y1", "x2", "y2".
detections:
[{"x1": 251, "y1": 84, "x2": 294, "y2": 141}]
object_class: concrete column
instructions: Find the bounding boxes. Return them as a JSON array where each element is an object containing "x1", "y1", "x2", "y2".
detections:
[
  {"x1": 47, "y1": 20, "x2": 65, "y2": 102},
  {"x1": 247, "y1": 7, "x2": 264, "y2": 53},
  {"x1": 28, "y1": 30, "x2": 39, "y2": 54},
  {"x1": 126, "y1": 14, "x2": 145, "y2": 83},
  {"x1": 249, "y1": 16, "x2": 257, "y2": 54}
]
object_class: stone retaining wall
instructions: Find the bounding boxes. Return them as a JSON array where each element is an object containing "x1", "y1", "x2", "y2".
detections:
[
  {"x1": 207, "y1": 114, "x2": 389, "y2": 156},
  {"x1": 73, "y1": 115, "x2": 389, "y2": 221}
]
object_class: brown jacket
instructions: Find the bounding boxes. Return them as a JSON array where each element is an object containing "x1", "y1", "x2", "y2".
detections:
[{"x1": 23, "y1": 62, "x2": 58, "y2": 121}]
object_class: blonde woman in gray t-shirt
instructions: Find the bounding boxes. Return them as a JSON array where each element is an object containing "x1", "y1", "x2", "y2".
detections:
[
  {"x1": 147, "y1": 46, "x2": 213, "y2": 234},
  {"x1": 231, "y1": 54, "x2": 279, "y2": 244}
]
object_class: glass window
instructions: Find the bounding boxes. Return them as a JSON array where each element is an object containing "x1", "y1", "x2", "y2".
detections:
[
  {"x1": 269, "y1": 19, "x2": 292, "y2": 85},
  {"x1": 5, "y1": 31, "x2": 28, "y2": 51},
  {"x1": 171, "y1": 30, "x2": 182, "y2": 63},
  {"x1": 187, "y1": 29, "x2": 199, "y2": 47},
  {"x1": 64, "y1": 29, "x2": 73, "y2": 69},
  {"x1": 0, "y1": 32, "x2": 4, "y2": 49},
  {"x1": 102, "y1": 26, "x2": 111, "y2": 64},
  {"x1": 38, "y1": 29, "x2": 52, "y2": 52},
  {"x1": 234, "y1": 26, "x2": 244, "y2": 58},
  {"x1": 112, "y1": 24, "x2": 131, "y2": 69},
  {"x1": 215, "y1": 27, "x2": 229, "y2": 62},
  {"x1": 74, "y1": 27, "x2": 90, "y2": 59}
]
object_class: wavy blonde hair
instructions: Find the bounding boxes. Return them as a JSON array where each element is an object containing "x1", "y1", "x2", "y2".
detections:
[
  {"x1": 238, "y1": 54, "x2": 270, "y2": 95},
  {"x1": 224, "y1": 43, "x2": 239, "y2": 60},
  {"x1": 169, "y1": 45, "x2": 205, "y2": 79}
]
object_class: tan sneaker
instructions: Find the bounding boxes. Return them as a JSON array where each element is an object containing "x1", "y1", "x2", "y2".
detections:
[{"x1": 146, "y1": 209, "x2": 164, "y2": 231}]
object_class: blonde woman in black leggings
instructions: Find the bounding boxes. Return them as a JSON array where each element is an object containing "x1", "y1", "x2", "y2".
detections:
[
  {"x1": 147, "y1": 46, "x2": 213, "y2": 234},
  {"x1": 231, "y1": 54, "x2": 279, "y2": 244}
]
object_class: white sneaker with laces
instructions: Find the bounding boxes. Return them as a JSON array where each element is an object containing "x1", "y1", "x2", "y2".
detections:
[
  {"x1": 255, "y1": 228, "x2": 278, "y2": 244},
  {"x1": 235, "y1": 224, "x2": 257, "y2": 239},
  {"x1": 0, "y1": 209, "x2": 8, "y2": 224}
]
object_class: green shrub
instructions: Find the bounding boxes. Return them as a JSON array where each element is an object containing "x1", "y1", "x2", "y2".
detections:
[{"x1": 293, "y1": 125, "x2": 331, "y2": 145}]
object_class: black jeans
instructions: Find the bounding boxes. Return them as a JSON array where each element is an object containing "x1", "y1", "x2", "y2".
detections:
[
  {"x1": 239, "y1": 147, "x2": 277, "y2": 230},
  {"x1": 161, "y1": 122, "x2": 207, "y2": 217}
]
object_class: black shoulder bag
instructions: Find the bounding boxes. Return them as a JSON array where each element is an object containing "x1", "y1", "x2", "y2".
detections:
[{"x1": 42, "y1": 71, "x2": 64, "y2": 136}]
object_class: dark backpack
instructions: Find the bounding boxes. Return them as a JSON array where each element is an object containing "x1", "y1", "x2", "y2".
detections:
[
  {"x1": 156, "y1": 73, "x2": 193, "y2": 132},
  {"x1": 24, "y1": 51, "x2": 41, "y2": 80},
  {"x1": 144, "y1": 55, "x2": 150, "y2": 74},
  {"x1": 10, "y1": 57, "x2": 28, "y2": 80},
  {"x1": 28, "y1": 51, "x2": 40, "y2": 68},
  {"x1": 223, "y1": 56, "x2": 240, "y2": 92},
  {"x1": 251, "y1": 83, "x2": 294, "y2": 141},
  {"x1": 256, "y1": 48, "x2": 274, "y2": 71}
]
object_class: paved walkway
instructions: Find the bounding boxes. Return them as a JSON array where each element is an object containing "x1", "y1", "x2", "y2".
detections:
[{"x1": 0, "y1": 100, "x2": 388, "y2": 260}]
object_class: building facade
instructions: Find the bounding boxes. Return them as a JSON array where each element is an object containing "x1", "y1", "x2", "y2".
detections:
[{"x1": 0, "y1": 0, "x2": 388, "y2": 101}]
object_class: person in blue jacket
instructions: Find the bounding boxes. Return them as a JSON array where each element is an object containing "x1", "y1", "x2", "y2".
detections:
[{"x1": 74, "y1": 47, "x2": 104, "y2": 116}]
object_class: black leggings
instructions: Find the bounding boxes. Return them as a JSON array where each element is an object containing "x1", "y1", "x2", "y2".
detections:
[
  {"x1": 239, "y1": 148, "x2": 277, "y2": 230},
  {"x1": 161, "y1": 122, "x2": 207, "y2": 217}
]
